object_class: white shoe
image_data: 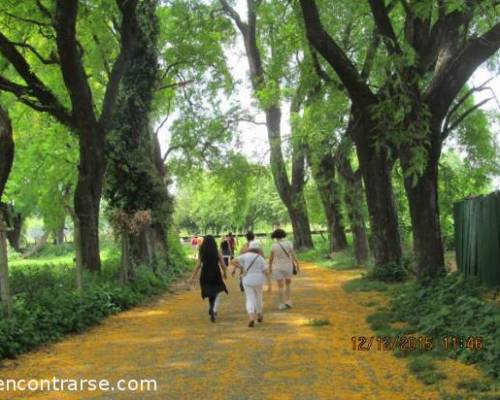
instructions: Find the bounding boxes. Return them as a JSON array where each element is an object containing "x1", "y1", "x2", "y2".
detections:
[{"x1": 278, "y1": 304, "x2": 287, "y2": 310}]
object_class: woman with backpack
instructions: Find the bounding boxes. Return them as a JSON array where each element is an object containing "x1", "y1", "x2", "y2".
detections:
[
  {"x1": 269, "y1": 228, "x2": 300, "y2": 310},
  {"x1": 231, "y1": 241, "x2": 269, "y2": 327},
  {"x1": 190, "y1": 235, "x2": 228, "y2": 322}
]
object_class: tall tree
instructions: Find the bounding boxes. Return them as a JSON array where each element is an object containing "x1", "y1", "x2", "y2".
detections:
[
  {"x1": 0, "y1": 0, "x2": 139, "y2": 271},
  {"x1": 105, "y1": 0, "x2": 172, "y2": 272},
  {"x1": 300, "y1": 0, "x2": 500, "y2": 278},
  {"x1": 220, "y1": 0, "x2": 313, "y2": 249},
  {"x1": 0, "y1": 105, "x2": 13, "y2": 315}
]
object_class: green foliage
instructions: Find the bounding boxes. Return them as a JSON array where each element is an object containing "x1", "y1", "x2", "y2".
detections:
[
  {"x1": 408, "y1": 356, "x2": 446, "y2": 385},
  {"x1": 105, "y1": 0, "x2": 170, "y2": 220},
  {"x1": 174, "y1": 161, "x2": 289, "y2": 233},
  {"x1": 369, "y1": 259, "x2": 410, "y2": 282},
  {"x1": 343, "y1": 277, "x2": 388, "y2": 293},
  {"x1": 4, "y1": 109, "x2": 77, "y2": 231},
  {"x1": 439, "y1": 152, "x2": 493, "y2": 249},
  {"x1": 373, "y1": 273, "x2": 500, "y2": 378},
  {"x1": 0, "y1": 252, "x2": 189, "y2": 360}
]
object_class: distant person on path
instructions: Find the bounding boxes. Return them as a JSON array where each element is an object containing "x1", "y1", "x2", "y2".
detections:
[
  {"x1": 227, "y1": 232, "x2": 236, "y2": 258},
  {"x1": 220, "y1": 235, "x2": 231, "y2": 266},
  {"x1": 190, "y1": 235, "x2": 228, "y2": 322},
  {"x1": 231, "y1": 241, "x2": 269, "y2": 327},
  {"x1": 239, "y1": 231, "x2": 264, "y2": 256},
  {"x1": 269, "y1": 229, "x2": 300, "y2": 310}
]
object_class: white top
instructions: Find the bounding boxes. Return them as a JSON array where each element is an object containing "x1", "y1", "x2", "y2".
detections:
[
  {"x1": 271, "y1": 240, "x2": 294, "y2": 271},
  {"x1": 237, "y1": 252, "x2": 267, "y2": 286}
]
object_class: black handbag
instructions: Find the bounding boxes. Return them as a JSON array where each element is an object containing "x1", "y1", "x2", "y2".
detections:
[{"x1": 240, "y1": 254, "x2": 260, "y2": 292}]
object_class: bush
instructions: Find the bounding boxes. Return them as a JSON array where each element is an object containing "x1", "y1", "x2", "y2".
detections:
[
  {"x1": 368, "y1": 259, "x2": 409, "y2": 282},
  {"x1": 0, "y1": 245, "x2": 189, "y2": 360}
]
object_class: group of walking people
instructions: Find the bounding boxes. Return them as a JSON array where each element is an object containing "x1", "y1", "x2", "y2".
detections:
[{"x1": 190, "y1": 229, "x2": 300, "y2": 327}]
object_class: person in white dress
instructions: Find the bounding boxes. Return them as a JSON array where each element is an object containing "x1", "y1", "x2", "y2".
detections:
[
  {"x1": 231, "y1": 241, "x2": 269, "y2": 327},
  {"x1": 268, "y1": 229, "x2": 300, "y2": 310}
]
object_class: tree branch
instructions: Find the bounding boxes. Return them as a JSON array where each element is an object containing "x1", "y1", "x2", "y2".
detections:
[
  {"x1": 443, "y1": 97, "x2": 494, "y2": 139},
  {"x1": 426, "y1": 22, "x2": 500, "y2": 120},
  {"x1": 368, "y1": 0, "x2": 402, "y2": 56},
  {"x1": 11, "y1": 41, "x2": 57, "y2": 65},
  {"x1": 0, "y1": 32, "x2": 71, "y2": 125},
  {"x1": 35, "y1": 0, "x2": 53, "y2": 21},
  {"x1": 1, "y1": 11, "x2": 50, "y2": 27},
  {"x1": 299, "y1": 0, "x2": 376, "y2": 110},
  {"x1": 157, "y1": 79, "x2": 194, "y2": 91},
  {"x1": 361, "y1": 29, "x2": 380, "y2": 80},
  {"x1": 444, "y1": 77, "x2": 494, "y2": 129},
  {"x1": 54, "y1": 0, "x2": 96, "y2": 126},
  {"x1": 99, "y1": 0, "x2": 139, "y2": 131},
  {"x1": 219, "y1": 0, "x2": 246, "y2": 33}
]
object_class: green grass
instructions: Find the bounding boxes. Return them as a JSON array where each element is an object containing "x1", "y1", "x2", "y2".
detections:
[
  {"x1": 304, "y1": 318, "x2": 331, "y2": 327},
  {"x1": 297, "y1": 234, "x2": 363, "y2": 270},
  {"x1": 354, "y1": 271, "x2": 500, "y2": 397},
  {"x1": 343, "y1": 277, "x2": 389, "y2": 293},
  {"x1": 408, "y1": 356, "x2": 447, "y2": 385}
]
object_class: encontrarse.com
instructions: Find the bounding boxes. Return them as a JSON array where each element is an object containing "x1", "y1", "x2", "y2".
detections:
[{"x1": 0, "y1": 377, "x2": 158, "y2": 392}]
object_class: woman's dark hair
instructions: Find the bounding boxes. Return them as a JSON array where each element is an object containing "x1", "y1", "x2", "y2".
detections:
[
  {"x1": 199, "y1": 235, "x2": 218, "y2": 262},
  {"x1": 245, "y1": 231, "x2": 255, "y2": 242},
  {"x1": 271, "y1": 228, "x2": 287, "y2": 239}
]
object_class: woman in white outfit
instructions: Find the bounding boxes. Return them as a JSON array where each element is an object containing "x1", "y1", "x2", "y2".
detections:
[
  {"x1": 269, "y1": 229, "x2": 300, "y2": 310},
  {"x1": 231, "y1": 241, "x2": 269, "y2": 327}
]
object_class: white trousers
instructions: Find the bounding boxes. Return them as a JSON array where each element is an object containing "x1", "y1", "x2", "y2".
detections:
[{"x1": 243, "y1": 283, "x2": 263, "y2": 314}]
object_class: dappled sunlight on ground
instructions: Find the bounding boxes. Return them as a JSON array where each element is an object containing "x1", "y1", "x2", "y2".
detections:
[{"x1": 0, "y1": 261, "x2": 485, "y2": 399}]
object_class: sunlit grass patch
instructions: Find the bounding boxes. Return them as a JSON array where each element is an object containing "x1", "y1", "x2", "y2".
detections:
[
  {"x1": 408, "y1": 356, "x2": 447, "y2": 385},
  {"x1": 303, "y1": 318, "x2": 331, "y2": 327},
  {"x1": 343, "y1": 277, "x2": 389, "y2": 293}
]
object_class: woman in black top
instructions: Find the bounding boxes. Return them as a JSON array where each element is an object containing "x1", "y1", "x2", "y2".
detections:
[
  {"x1": 190, "y1": 235, "x2": 228, "y2": 322},
  {"x1": 220, "y1": 236, "x2": 231, "y2": 266}
]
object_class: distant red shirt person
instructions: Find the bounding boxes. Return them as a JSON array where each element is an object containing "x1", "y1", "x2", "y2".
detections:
[{"x1": 227, "y1": 232, "x2": 236, "y2": 258}]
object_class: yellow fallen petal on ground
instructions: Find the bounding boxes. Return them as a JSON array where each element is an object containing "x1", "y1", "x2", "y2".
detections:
[{"x1": 0, "y1": 262, "x2": 485, "y2": 399}]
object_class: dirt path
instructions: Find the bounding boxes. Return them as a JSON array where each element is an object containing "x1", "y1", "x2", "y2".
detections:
[{"x1": 0, "y1": 262, "x2": 479, "y2": 399}]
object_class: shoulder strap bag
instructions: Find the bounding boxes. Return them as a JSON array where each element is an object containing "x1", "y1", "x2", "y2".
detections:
[
  {"x1": 240, "y1": 254, "x2": 260, "y2": 292},
  {"x1": 278, "y1": 242, "x2": 298, "y2": 275}
]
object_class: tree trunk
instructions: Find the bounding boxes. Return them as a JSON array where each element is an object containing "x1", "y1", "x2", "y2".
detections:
[
  {"x1": 54, "y1": 225, "x2": 65, "y2": 245},
  {"x1": 0, "y1": 107, "x2": 12, "y2": 316},
  {"x1": 335, "y1": 139, "x2": 370, "y2": 265},
  {"x1": 400, "y1": 130, "x2": 445, "y2": 279},
  {"x1": 120, "y1": 233, "x2": 131, "y2": 285},
  {"x1": 353, "y1": 122, "x2": 402, "y2": 267},
  {"x1": 152, "y1": 133, "x2": 170, "y2": 260},
  {"x1": 6, "y1": 211, "x2": 23, "y2": 252},
  {"x1": 0, "y1": 216, "x2": 11, "y2": 316},
  {"x1": 73, "y1": 125, "x2": 105, "y2": 272},
  {"x1": 66, "y1": 206, "x2": 83, "y2": 290},
  {"x1": 288, "y1": 201, "x2": 314, "y2": 251},
  {"x1": 344, "y1": 177, "x2": 370, "y2": 265},
  {"x1": 219, "y1": 2, "x2": 313, "y2": 250},
  {"x1": 130, "y1": 228, "x2": 156, "y2": 266},
  {"x1": 312, "y1": 153, "x2": 348, "y2": 253},
  {"x1": 267, "y1": 106, "x2": 314, "y2": 250}
]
